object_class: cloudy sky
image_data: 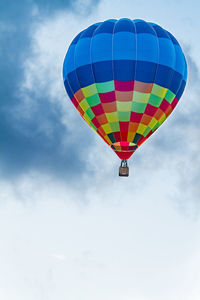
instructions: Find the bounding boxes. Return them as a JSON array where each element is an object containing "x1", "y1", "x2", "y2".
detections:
[{"x1": 0, "y1": 0, "x2": 200, "y2": 299}]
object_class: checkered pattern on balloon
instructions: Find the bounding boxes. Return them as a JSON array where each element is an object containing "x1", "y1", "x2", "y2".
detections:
[{"x1": 63, "y1": 19, "x2": 187, "y2": 161}]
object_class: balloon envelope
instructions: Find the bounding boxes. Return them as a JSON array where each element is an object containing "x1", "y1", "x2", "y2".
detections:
[{"x1": 63, "y1": 19, "x2": 187, "y2": 160}]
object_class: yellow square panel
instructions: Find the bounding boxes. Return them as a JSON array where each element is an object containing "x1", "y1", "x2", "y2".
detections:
[
  {"x1": 101, "y1": 123, "x2": 112, "y2": 134},
  {"x1": 127, "y1": 131, "x2": 136, "y2": 142},
  {"x1": 117, "y1": 101, "x2": 132, "y2": 112},
  {"x1": 137, "y1": 123, "x2": 147, "y2": 135},
  {"x1": 158, "y1": 114, "x2": 166, "y2": 125},
  {"x1": 105, "y1": 112, "x2": 118, "y2": 122},
  {"x1": 104, "y1": 135, "x2": 112, "y2": 145},
  {"x1": 148, "y1": 117, "x2": 158, "y2": 129},
  {"x1": 133, "y1": 91, "x2": 150, "y2": 103},
  {"x1": 79, "y1": 99, "x2": 90, "y2": 111},
  {"x1": 82, "y1": 84, "x2": 97, "y2": 98},
  {"x1": 83, "y1": 113, "x2": 91, "y2": 124},
  {"x1": 151, "y1": 84, "x2": 167, "y2": 98}
]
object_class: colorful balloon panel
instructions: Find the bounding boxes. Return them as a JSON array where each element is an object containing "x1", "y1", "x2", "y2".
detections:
[{"x1": 63, "y1": 19, "x2": 187, "y2": 160}]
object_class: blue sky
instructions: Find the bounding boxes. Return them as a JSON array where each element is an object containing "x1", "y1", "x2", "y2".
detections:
[{"x1": 0, "y1": 0, "x2": 200, "y2": 299}]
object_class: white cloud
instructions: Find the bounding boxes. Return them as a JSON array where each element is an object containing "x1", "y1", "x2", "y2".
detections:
[{"x1": 0, "y1": 171, "x2": 200, "y2": 300}]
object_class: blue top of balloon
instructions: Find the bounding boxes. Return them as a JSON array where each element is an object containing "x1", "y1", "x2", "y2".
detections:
[{"x1": 63, "y1": 18, "x2": 187, "y2": 101}]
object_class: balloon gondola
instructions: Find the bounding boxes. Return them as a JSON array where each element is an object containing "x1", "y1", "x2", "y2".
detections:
[
  {"x1": 63, "y1": 18, "x2": 187, "y2": 176},
  {"x1": 119, "y1": 159, "x2": 129, "y2": 177}
]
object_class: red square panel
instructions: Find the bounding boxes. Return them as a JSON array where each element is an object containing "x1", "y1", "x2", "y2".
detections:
[
  {"x1": 119, "y1": 122, "x2": 129, "y2": 132},
  {"x1": 120, "y1": 132, "x2": 128, "y2": 141},
  {"x1": 115, "y1": 80, "x2": 134, "y2": 91},
  {"x1": 171, "y1": 97, "x2": 178, "y2": 109},
  {"x1": 91, "y1": 117, "x2": 101, "y2": 128},
  {"x1": 130, "y1": 112, "x2": 143, "y2": 123},
  {"x1": 160, "y1": 99, "x2": 170, "y2": 112},
  {"x1": 137, "y1": 136, "x2": 146, "y2": 146},
  {"x1": 91, "y1": 104, "x2": 104, "y2": 116},
  {"x1": 72, "y1": 96, "x2": 78, "y2": 108},
  {"x1": 113, "y1": 132, "x2": 121, "y2": 141},
  {"x1": 99, "y1": 91, "x2": 116, "y2": 103},
  {"x1": 144, "y1": 104, "x2": 157, "y2": 116}
]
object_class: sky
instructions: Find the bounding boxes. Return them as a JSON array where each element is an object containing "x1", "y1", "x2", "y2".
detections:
[{"x1": 0, "y1": 0, "x2": 200, "y2": 299}]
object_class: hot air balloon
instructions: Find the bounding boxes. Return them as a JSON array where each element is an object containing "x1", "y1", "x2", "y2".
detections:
[{"x1": 63, "y1": 19, "x2": 187, "y2": 176}]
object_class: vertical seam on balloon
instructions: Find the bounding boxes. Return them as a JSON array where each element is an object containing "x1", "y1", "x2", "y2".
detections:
[
  {"x1": 74, "y1": 31, "x2": 88, "y2": 96},
  {"x1": 71, "y1": 33, "x2": 83, "y2": 95},
  {"x1": 62, "y1": 30, "x2": 83, "y2": 81},
  {"x1": 149, "y1": 27, "x2": 178, "y2": 134},
  {"x1": 73, "y1": 28, "x2": 97, "y2": 130},
  {"x1": 179, "y1": 57, "x2": 187, "y2": 97},
  {"x1": 148, "y1": 22, "x2": 160, "y2": 90},
  {"x1": 112, "y1": 20, "x2": 122, "y2": 145},
  {"x1": 154, "y1": 30, "x2": 179, "y2": 130},
  {"x1": 89, "y1": 21, "x2": 113, "y2": 145},
  {"x1": 89, "y1": 22, "x2": 108, "y2": 139},
  {"x1": 132, "y1": 20, "x2": 137, "y2": 88},
  {"x1": 130, "y1": 19, "x2": 140, "y2": 144},
  {"x1": 65, "y1": 35, "x2": 84, "y2": 114},
  {"x1": 136, "y1": 21, "x2": 160, "y2": 141},
  {"x1": 163, "y1": 30, "x2": 177, "y2": 95},
  {"x1": 145, "y1": 22, "x2": 161, "y2": 130},
  {"x1": 167, "y1": 36, "x2": 186, "y2": 102},
  {"x1": 133, "y1": 20, "x2": 150, "y2": 143},
  {"x1": 62, "y1": 50, "x2": 75, "y2": 100},
  {"x1": 126, "y1": 19, "x2": 137, "y2": 144}
]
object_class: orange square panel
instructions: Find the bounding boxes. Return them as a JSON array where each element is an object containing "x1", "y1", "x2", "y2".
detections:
[
  {"x1": 102, "y1": 102, "x2": 117, "y2": 113},
  {"x1": 154, "y1": 108, "x2": 164, "y2": 120},
  {"x1": 96, "y1": 114, "x2": 108, "y2": 125},
  {"x1": 116, "y1": 91, "x2": 133, "y2": 102},
  {"x1": 74, "y1": 89, "x2": 85, "y2": 103},
  {"x1": 77, "y1": 105, "x2": 84, "y2": 116},
  {"x1": 141, "y1": 114, "x2": 152, "y2": 125},
  {"x1": 97, "y1": 127, "x2": 106, "y2": 137},
  {"x1": 134, "y1": 81, "x2": 153, "y2": 94},
  {"x1": 128, "y1": 122, "x2": 139, "y2": 133},
  {"x1": 165, "y1": 105, "x2": 173, "y2": 117}
]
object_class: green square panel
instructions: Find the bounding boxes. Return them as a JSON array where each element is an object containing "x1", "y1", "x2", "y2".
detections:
[
  {"x1": 109, "y1": 122, "x2": 120, "y2": 132},
  {"x1": 151, "y1": 84, "x2": 167, "y2": 98},
  {"x1": 80, "y1": 99, "x2": 90, "y2": 111},
  {"x1": 133, "y1": 91, "x2": 150, "y2": 103},
  {"x1": 148, "y1": 94, "x2": 163, "y2": 107},
  {"x1": 85, "y1": 108, "x2": 95, "y2": 120},
  {"x1": 82, "y1": 84, "x2": 97, "y2": 98},
  {"x1": 143, "y1": 126, "x2": 151, "y2": 137},
  {"x1": 90, "y1": 122, "x2": 97, "y2": 131},
  {"x1": 165, "y1": 89, "x2": 175, "y2": 104},
  {"x1": 96, "y1": 81, "x2": 115, "y2": 93},
  {"x1": 152, "y1": 122, "x2": 159, "y2": 132},
  {"x1": 132, "y1": 101, "x2": 147, "y2": 113},
  {"x1": 118, "y1": 111, "x2": 131, "y2": 121},
  {"x1": 87, "y1": 94, "x2": 101, "y2": 107},
  {"x1": 117, "y1": 101, "x2": 132, "y2": 112}
]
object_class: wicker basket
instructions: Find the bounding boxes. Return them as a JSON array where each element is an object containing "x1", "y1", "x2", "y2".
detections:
[{"x1": 119, "y1": 166, "x2": 129, "y2": 177}]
